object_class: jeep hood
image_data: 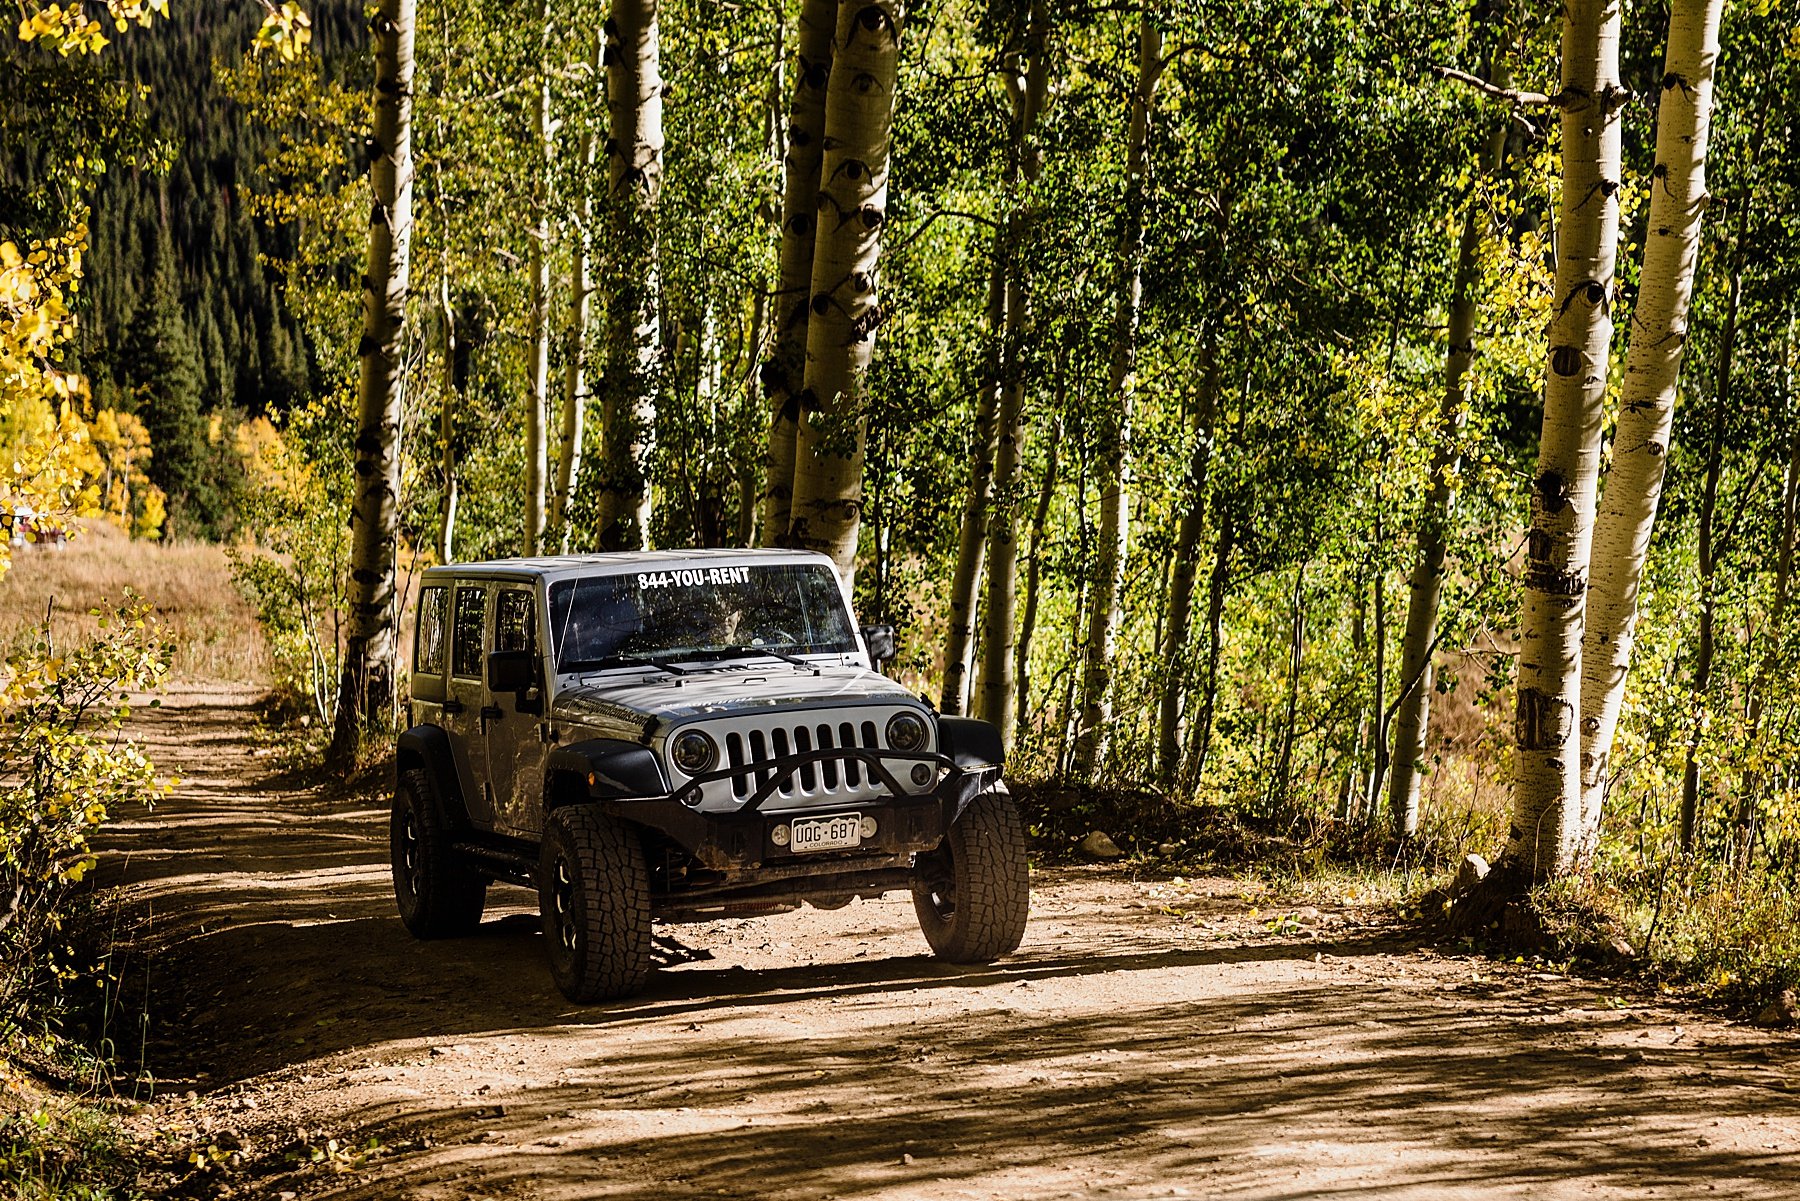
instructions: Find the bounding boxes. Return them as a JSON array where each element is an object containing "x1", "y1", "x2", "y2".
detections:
[{"x1": 552, "y1": 663, "x2": 926, "y2": 731}]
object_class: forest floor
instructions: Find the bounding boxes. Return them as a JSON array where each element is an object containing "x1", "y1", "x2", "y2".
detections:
[{"x1": 81, "y1": 684, "x2": 1800, "y2": 1200}]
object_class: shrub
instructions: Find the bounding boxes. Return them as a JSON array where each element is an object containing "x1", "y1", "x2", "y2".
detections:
[{"x1": 0, "y1": 596, "x2": 172, "y2": 1040}]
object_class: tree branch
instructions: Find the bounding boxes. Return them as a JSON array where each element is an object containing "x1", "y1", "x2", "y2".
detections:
[{"x1": 1430, "y1": 64, "x2": 1566, "y2": 109}]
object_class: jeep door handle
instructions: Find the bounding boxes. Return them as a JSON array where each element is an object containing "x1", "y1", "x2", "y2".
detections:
[
  {"x1": 441, "y1": 698, "x2": 465, "y2": 714},
  {"x1": 480, "y1": 705, "x2": 505, "y2": 720}
]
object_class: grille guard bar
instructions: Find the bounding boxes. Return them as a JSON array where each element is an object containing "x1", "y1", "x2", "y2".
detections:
[{"x1": 670, "y1": 746, "x2": 961, "y2": 814}]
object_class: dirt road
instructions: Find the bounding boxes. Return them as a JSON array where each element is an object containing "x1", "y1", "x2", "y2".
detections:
[{"x1": 102, "y1": 685, "x2": 1800, "y2": 1200}]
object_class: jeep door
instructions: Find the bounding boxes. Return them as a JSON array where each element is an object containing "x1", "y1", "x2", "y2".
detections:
[
  {"x1": 485, "y1": 584, "x2": 549, "y2": 836},
  {"x1": 445, "y1": 581, "x2": 495, "y2": 826}
]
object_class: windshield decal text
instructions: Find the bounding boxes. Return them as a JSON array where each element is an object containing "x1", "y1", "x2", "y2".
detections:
[{"x1": 637, "y1": 566, "x2": 753, "y2": 589}]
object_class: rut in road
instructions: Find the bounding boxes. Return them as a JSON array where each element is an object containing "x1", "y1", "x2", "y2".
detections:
[{"x1": 104, "y1": 685, "x2": 1800, "y2": 1200}]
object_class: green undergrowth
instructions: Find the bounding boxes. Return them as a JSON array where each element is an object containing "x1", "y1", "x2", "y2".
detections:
[
  {"x1": 1543, "y1": 865, "x2": 1800, "y2": 1013},
  {"x1": 0, "y1": 1077, "x2": 143, "y2": 1201},
  {"x1": 1011, "y1": 777, "x2": 1480, "y2": 904}
]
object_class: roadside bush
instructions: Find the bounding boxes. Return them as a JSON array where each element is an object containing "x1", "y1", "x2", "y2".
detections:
[
  {"x1": 227, "y1": 409, "x2": 350, "y2": 733},
  {"x1": 0, "y1": 596, "x2": 172, "y2": 1040},
  {"x1": 0, "y1": 1095, "x2": 140, "y2": 1201}
]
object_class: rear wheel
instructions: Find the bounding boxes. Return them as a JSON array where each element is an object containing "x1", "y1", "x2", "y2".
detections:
[
  {"x1": 391, "y1": 767, "x2": 486, "y2": 938},
  {"x1": 913, "y1": 784, "x2": 1029, "y2": 962},
  {"x1": 538, "y1": 805, "x2": 652, "y2": 1002}
]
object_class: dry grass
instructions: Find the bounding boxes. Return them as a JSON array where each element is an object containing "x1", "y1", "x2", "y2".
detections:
[{"x1": 0, "y1": 521, "x2": 270, "y2": 684}]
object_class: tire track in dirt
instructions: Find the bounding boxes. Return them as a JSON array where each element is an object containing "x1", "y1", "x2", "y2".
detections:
[{"x1": 102, "y1": 685, "x2": 1800, "y2": 1199}]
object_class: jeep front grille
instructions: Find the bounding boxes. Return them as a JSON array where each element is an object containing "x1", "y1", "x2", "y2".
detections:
[{"x1": 722, "y1": 718, "x2": 883, "y2": 800}]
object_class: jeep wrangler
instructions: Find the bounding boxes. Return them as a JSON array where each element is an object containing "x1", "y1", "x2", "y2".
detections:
[{"x1": 391, "y1": 549, "x2": 1030, "y2": 1001}]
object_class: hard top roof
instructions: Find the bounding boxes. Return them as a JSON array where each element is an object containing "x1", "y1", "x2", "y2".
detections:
[{"x1": 421, "y1": 547, "x2": 837, "y2": 585}]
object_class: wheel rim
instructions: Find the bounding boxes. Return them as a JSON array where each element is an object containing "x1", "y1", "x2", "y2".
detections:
[
  {"x1": 551, "y1": 855, "x2": 579, "y2": 953},
  {"x1": 920, "y1": 844, "x2": 956, "y2": 921},
  {"x1": 400, "y1": 807, "x2": 423, "y2": 898}
]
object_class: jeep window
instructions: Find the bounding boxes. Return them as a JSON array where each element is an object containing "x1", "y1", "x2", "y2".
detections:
[
  {"x1": 495, "y1": 589, "x2": 535, "y2": 653},
  {"x1": 416, "y1": 586, "x2": 448, "y2": 674},
  {"x1": 548, "y1": 563, "x2": 856, "y2": 670},
  {"x1": 451, "y1": 586, "x2": 486, "y2": 678}
]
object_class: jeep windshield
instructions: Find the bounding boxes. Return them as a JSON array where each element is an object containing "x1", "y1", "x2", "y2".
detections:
[{"x1": 548, "y1": 562, "x2": 859, "y2": 672}]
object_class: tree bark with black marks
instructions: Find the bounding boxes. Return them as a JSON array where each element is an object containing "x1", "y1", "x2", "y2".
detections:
[
  {"x1": 332, "y1": 0, "x2": 415, "y2": 763},
  {"x1": 786, "y1": 0, "x2": 904, "y2": 581},
  {"x1": 595, "y1": 0, "x2": 664, "y2": 550},
  {"x1": 1579, "y1": 0, "x2": 1725, "y2": 845},
  {"x1": 1506, "y1": 0, "x2": 1625, "y2": 883},
  {"x1": 1070, "y1": 5, "x2": 1161, "y2": 779},
  {"x1": 759, "y1": 0, "x2": 836, "y2": 545}
]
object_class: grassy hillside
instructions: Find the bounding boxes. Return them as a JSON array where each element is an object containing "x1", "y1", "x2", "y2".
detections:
[{"x1": 0, "y1": 522, "x2": 268, "y2": 683}]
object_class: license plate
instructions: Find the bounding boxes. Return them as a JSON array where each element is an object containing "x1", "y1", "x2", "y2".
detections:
[{"x1": 788, "y1": 813, "x2": 863, "y2": 853}]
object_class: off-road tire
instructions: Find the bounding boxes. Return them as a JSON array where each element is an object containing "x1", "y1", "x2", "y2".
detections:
[
  {"x1": 391, "y1": 767, "x2": 487, "y2": 938},
  {"x1": 912, "y1": 785, "x2": 1030, "y2": 962},
  {"x1": 538, "y1": 805, "x2": 652, "y2": 1002}
]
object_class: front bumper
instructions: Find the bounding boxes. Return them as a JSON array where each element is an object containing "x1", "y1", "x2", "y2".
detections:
[{"x1": 589, "y1": 746, "x2": 999, "y2": 873}]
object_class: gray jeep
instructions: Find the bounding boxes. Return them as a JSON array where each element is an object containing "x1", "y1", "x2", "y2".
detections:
[{"x1": 392, "y1": 549, "x2": 1030, "y2": 1001}]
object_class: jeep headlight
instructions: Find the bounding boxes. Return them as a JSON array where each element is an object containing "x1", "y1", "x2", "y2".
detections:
[
  {"x1": 671, "y1": 728, "x2": 718, "y2": 776},
  {"x1": 886, "y1": 711, "x2": 928, "y2": 753}
]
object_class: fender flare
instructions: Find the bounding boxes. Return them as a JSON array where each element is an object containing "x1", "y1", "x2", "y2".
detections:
[
  {"x1": 396, "y1": 724, "x2": 472, "y2": 827},
  {"x1": 546, "y1": 738, "x2": 670, "y2": 804},
  {"x1": 938, "y1": 716, "x2": 1005, "y2": 773}
]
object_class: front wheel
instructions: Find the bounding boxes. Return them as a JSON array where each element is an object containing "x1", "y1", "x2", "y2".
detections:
[
  {"x1": 913, "y1": 785, "x2": 1030, "y2": 963},
  {"x1": 391, "y1": 767, "x2": 486, "y2": 938},
  {"x1": 538, "y1": 805, "x2": 652, "y2": 1002}
]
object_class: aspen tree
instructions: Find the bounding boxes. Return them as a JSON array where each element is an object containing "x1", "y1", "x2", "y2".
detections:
[
  {"x1": 759, "y1": 0, "x2": 836, "y2": 545},
  {"x1": 786, "y1": 0, "x2": 904, "y2": 579},
  {"x1": 332, "y1": 0, "x2": 415, "y2": 762},
  {"x1": 1577, "y1": 0, "x2": 1725, "y2": 844},
  {"x1": 1071, "y1": 7, "x2": 1162, "y2": 779},
  {"x1": 596, "y1": 0, "x2": 664, "y2": 550},
  {"x1": 1506, "y1": 0, "x2": 1625, "y2": 882},
  {"x1": 1155, "y1": 330, "x2": 1220, "y2": 790},
  {"x1": 437, "y1": 268, "x2": 458, "y2": 563},
  {"x1": 939, "y1": 240, "x2": 1004, "y2": 715},
  {"x1": 1679, "y1": 230, "x2": 1742, "y2": 850},
  {"x1": 524, "y1": 0, "x2": 552, "y2": 556},
  {"x1": 1741, "y1": 317, "x2": 1798, "y2": 844},
  {"x1": 1387, "y1": 61, "x2": 1515, "y2": 836},
  {"x1": 551, "y1": 36, "x2": 602, "y2": 551},
  {"x1": 977, "y1": 0, "x2": 1050, "y2": 745}
]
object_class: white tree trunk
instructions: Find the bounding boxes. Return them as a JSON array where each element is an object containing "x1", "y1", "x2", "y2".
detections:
[
  {"x1": 938, "y1": 249, "x2": 1002, "y2": 716},
  {"x1": 1507, "y1": 0, "x2": 1625, "y2": 882},
  {"x1": 596, "y1": 0, "x2": 664, "y2": 550},
  {"x1": 977, "y1": 0, "x2": 1050, "y2": 746},
  {"x1": 437, "y1": 265, "x2": 458, "y2": 563},
  {"x1": 786, "y1": 0, "x2": 904, "y2": 581},
  {"x1": 333, "y1": 0, "x2": 415, "y2": 761},
  {"x1": 1387, "y1": 63, "x2": 1514, "y2": 836},
  {"x1": 1071, "y1": 8, "x2": 1161, "y2": 779},
  {"x1": 1155, "y1": 331, "x2": 1220, "y2": 790},
  {"x1": 1576, "y1": 0, "x2": 1724, "y2": 845},
  {"x1": 551, "y1": 36, "x2": 601, "y2": 551},
  {"x1": 525, "y1": 4, "x2": 552, "y2": 556},
  {"x1": 759, "y1": 0, "x2": 836, "y2": 545}
]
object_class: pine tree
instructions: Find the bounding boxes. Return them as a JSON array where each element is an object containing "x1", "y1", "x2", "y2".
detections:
[{"x1": 120, "y1": 232, "x2": 214, "y2": 536}]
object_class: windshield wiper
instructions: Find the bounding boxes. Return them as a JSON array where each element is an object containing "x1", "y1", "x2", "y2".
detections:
[
  {"x1": 564, "y1": 654, "x2": 692, "y2": 675},
  {"x1": 704, "y1": 644, "x2": 818, "y2": 670}
]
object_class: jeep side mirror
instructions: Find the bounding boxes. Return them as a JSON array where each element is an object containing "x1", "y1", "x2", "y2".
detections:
[
  {"x1": 860, "y1": 624, "x2": 896, "y2": 667},
  {"x1": 486, "y1": 648, "x2": 535, "y2": 694}
]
